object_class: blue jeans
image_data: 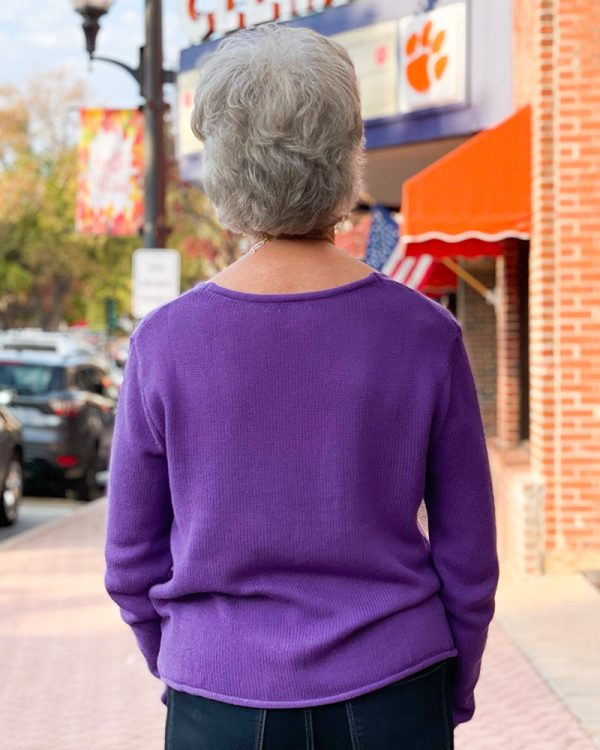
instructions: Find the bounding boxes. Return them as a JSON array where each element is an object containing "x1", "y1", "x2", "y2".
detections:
[{"x1": 164, "y1": 657, "x2": 455, "y2": 749}]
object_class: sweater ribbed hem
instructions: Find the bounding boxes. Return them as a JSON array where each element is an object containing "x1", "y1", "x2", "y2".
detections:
[{"x1": 159, "y1": 648, "x2": 459, "y2": 709}]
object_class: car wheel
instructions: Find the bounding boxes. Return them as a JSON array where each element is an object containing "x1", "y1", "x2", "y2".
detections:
[
  {"x1": 0, "y1": 455, "x2": 23, "y2": 526},
  {"x1": 73, "y1": 446, "x2": 100, "y2": 503}
]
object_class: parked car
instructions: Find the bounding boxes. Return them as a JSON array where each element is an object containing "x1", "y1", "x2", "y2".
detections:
[
  {"x1": 0, "y1": 330, "x2": 117, "y2": 501},
  {"x1": 112, "y1": 341, "x2": 130, "y2": 369},
  {"x1": 107, "y1": 363, "x2": 125, "y2": 393},
  {"x1": 0, "y1": 387, "x2": 24, "y2": 526}
]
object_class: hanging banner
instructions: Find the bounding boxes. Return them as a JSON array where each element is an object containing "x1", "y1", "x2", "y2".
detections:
[{"x1": 76, "y1": 109, "x2": 144, "y2": 236}]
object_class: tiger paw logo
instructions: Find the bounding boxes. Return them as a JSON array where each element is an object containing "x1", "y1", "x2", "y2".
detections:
[{"x1": 405, "y1": 20, "x2": 448, "y2": 93}]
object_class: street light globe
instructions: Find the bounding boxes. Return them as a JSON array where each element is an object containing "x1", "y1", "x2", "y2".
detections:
[
  {"x1": 72, "y1": 1, "x2": 113, "y2": 10},
  {"x1": 71, "y1": 0, "x2": 115, "y2": 58}
]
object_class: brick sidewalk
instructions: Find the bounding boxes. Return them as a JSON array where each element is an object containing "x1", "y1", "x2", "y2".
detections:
[{"x1": 0, "y1": 498, "x2": 596, "y2": 750}]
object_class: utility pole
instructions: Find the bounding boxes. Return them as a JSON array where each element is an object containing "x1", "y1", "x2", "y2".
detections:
[{"x1": 142, "y1": 0, "x2": 169, "y2": 248}]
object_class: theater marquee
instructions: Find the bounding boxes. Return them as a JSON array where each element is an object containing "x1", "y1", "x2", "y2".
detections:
[{"x1": 181, "y1": 0, "x2": 351, "y2": 43}]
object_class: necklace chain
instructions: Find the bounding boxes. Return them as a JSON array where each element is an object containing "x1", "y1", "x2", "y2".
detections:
[
  {"x1": 248, "y1": 234, "x2": 271, "y2": 254},
  {"x1": 248, "y1": 230, "x2": 336, "y2": 254}
]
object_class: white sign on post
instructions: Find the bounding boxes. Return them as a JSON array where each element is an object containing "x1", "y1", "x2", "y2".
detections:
[{"x1": 132, "y1": 249, "x2": 181, "y2": 319}]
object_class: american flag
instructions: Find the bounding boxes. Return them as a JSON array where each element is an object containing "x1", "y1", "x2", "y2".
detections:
[
  {"x1": 385, "y1": 254, "x2": 437, "y2": 290},
  {"x1": 364, "y1": 205, "x2": 399, "y2": 271}
]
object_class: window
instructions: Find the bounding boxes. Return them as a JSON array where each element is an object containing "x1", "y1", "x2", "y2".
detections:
[
  {"x1": 0, "y1": 363, "x2": 65, "y2": 395},
  {"x1": 75, "y1": 366, "x2": 105, "y2": 395}
]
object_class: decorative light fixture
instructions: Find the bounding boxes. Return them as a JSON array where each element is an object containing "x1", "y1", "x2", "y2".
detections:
[{"x1": 71, "y1": 0, "x2": 114, "y2": 58}]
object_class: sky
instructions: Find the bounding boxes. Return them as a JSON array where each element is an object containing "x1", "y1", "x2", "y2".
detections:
[{"x1": 0, "y1": 0, "x2": 189, "y2": 109}]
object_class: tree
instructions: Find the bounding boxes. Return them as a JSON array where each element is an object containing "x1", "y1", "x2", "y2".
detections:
[
  {"x1": 163, "y1": 111, "x2": 242, "y2": 290},
  {"x1": 0, "y1": 70, "x2": 139, "y2": 330},
  {"x1": 0, "y1": 69, "x2": 241, "y2": 331}
]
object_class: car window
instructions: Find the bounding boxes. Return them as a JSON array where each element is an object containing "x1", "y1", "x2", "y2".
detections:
[
  {"x1": 0, "y1": 362, "x2": 65, "y2": 395},
  {"x1": 74, "y1": 367, "x2": 93, "y2": 392},
  {"x1": 88, "y1": 367, "x2": 106, "y2": 395}
]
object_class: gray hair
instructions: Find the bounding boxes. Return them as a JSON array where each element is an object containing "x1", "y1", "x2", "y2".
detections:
[{"x1": 190, "y1": 23, "x2": 365, "y2": 236}]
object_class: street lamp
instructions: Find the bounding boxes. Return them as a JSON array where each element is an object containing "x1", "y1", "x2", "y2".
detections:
[
  {"x1": 71, "y1": 0, "x2": 176, "y2": 248},
  {"x1": 72, "y1": 1, "x2": 113, "y2": 58}
]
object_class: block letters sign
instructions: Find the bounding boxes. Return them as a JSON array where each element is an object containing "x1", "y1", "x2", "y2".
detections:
[{"x1": 181, "y1": 0, "x2": 351, "y2": 43}]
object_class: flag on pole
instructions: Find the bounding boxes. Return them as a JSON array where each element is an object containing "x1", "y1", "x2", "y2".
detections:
[{"x1": 364, "y1": 205, "x2": 399, "y2": 271}]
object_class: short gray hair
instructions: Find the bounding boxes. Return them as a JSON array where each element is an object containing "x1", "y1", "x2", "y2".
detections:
[{"x1": 191, "y1": 23, "x2": 365, "y2": 236}]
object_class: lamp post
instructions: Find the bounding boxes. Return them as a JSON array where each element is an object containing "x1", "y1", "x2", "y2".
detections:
[{"x1": 72, "y1": 0, "x2": 176, "y2": 248}]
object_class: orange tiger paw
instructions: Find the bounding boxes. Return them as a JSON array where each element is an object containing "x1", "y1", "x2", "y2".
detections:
[{"x1": 405, "y1": 20, "x2": 448, "y2": 93}]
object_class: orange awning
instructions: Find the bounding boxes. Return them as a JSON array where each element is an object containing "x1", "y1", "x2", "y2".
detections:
[{"x1": 401, "y1": 105, "x2": 531, "y2": 257}]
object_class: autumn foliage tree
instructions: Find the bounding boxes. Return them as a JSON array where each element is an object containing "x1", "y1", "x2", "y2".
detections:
[
  {"x1": 164, "y1": 111, "x2": 242, "y2": 289},
  {"x1": 0, "y1": 71, "x2": 139, "y2": 329},
  {"x1": 0, "y1": 69, "x2": 238, "y2": 331}
]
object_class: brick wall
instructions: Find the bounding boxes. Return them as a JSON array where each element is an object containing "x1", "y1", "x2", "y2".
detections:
[
  {"x1": 495, "y1": 240, "x2": 525, "y2": 447},
  {"x1": 493, "y1": 0, "x2": 600, "y2": 573},
  {"x1": 456, "y1": 259, "x2": 497, "y2": 437},
  {"x1": 549, "y1": 0, "x2": 600, "y2": 570}
]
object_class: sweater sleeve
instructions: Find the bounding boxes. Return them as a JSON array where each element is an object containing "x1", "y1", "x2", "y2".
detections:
[
  {"x1": 104, "y1": 332, "x2": 173, "y2": 690},
  {"x1": 423, "y1": 326, "x2": 499, "y2": 728}
]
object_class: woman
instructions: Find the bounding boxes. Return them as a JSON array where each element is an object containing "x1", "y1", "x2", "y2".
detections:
[{"x1": 104, "y1": 22, "x2": 499, "y2": 750}]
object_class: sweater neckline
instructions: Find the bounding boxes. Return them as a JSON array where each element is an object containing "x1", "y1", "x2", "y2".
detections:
[{"x1": 203, "y1": 270, "x2": 382, "y2": 302}]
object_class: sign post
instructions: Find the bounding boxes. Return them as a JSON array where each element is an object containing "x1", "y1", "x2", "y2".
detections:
[{"x1": 132, "y1": 249, "x2": 181, "y2": 319}]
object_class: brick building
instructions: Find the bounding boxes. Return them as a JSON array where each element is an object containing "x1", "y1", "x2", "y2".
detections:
[
  {"x1": 493, "y1": 0, "x2": 600, "y2": 574},
  {"x1": 400, "y1": 0, "x2": 600, "y2": 575},
  {"x1": 177, "y1": 0, "x2": 600, "y2": 575}
]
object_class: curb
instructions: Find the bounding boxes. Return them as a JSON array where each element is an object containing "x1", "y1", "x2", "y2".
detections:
[{"x1": 0, "y1": 494, "x2": 107, "y2": 551}]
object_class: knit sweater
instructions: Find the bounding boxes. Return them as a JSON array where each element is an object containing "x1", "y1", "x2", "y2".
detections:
[{"x1": 104, "y1": 269, "x2": 499, "y2": 728}]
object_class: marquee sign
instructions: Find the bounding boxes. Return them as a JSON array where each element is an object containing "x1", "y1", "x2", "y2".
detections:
[
  {"x1": 331, "y1": 20, "x2": 398, "y2": 120},
  {"x1": 182, "y1": 0, "x2": 350, "y2": 43}
]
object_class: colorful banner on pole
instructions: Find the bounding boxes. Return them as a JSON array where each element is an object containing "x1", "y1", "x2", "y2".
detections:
[{"x1": 76, "y1": 109, "x2": 144, "y2": 236}]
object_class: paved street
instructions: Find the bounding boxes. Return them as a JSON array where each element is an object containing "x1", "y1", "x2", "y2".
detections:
[{"x1": 0, "y1": 497, "x2": 597, "y2": 750}]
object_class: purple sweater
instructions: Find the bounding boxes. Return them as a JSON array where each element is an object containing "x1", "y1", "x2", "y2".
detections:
[{"x1": 104, "y1": 270, "x2": 499, "y2": 727}]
